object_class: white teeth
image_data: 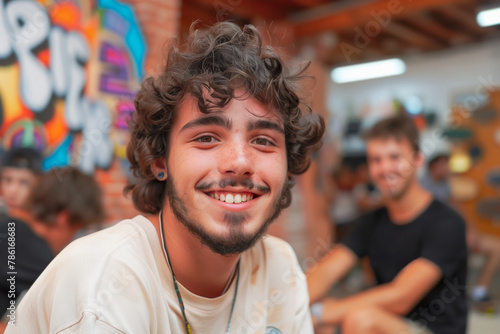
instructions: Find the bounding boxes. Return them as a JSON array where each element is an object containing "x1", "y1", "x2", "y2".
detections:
[
  {"x1": 211, "y1": 192, "x2": 256, "y2": 203},
  {"x1": 234, "y1": 194, "x2": 242, "y2": 203}
]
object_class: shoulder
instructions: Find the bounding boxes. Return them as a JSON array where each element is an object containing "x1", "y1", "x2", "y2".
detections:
[
  {"x1": 15, "y1": 216, "x2": 162, "y2": 332},
  {"x1": 245, "y1": 235, "x2": 304, "y2": 282},
  {"x1": 0, "y1": 216, "x2": 50, "y2": 255},
  {"x1": 0, "y1": 215, "x2": 30, "y2": 232},
  {"x1": 53, "y1": 216, "x2": 156, "y2": 275},
  {"x1": 57, "y1": 218, "x2": 138, "y2": 256},
  {"x1": 419, "y1": 200, "x2": 467, "y2": 243},
  {"x1": 254, "y1": 235, "x2": 298, "y2": 263},
  {"x1": 426, "y1": 200, "x2": 466, "y2": 227},
  {"x1": 26, "y1": 216, "x2": 159, "y2": 300}
]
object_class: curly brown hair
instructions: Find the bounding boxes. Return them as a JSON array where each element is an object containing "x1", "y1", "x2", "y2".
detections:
[{"x1": 125, "y1": 22, "x2": 325, "y2": 214}]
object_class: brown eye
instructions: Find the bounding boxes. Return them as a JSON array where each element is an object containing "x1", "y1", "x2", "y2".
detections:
[
  {"x1": 252, "y1": 138, "x2": 273, "y2": 146},
  {"x1": 197, "y1": 136, "x2": 214, "y2": 143}
]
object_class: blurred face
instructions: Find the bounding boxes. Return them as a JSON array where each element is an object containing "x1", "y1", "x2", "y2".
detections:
[
  {"x1": 0, "y1": 168, "x2": 37, "y2": 210},
  {"x1": 164, "y1": 93, "x2": 288, "y2": 255},
  {"x1": 367, "y1": 137, "x2": 422, "y2": 200},
  {"x1": 430, "y1": 158, "x2": 450, "y2": 181}
]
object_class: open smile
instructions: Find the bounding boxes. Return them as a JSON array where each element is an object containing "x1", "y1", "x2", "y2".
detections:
[{"x1": 204, "y1": 191, "x2": 260, "y2": 204}]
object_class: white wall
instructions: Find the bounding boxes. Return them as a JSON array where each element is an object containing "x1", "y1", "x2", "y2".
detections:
[{"x1": 327, "y1": 38, "x2": 500, "y2": 157}]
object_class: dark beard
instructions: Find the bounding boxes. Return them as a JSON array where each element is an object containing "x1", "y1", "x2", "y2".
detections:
[
  {"x1": 384, "y1": 174, "x2": 414, "y2": 201},
  {"x1": 165, "y1": 173, "x2": 287, "y2": 256}
]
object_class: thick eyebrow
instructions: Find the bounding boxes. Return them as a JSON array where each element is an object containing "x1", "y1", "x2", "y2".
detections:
[
  {"x1": 180, "y1": 114, "x2": 232, "y2": 133},
  {"x1": 247, "y1": 119, "x2": 284, "y2": 134}
]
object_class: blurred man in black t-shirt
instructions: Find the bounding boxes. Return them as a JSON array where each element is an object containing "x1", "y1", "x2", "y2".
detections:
[
  {"x1": 0, "y1": 148, "x2": 52, "y2": 328},
  {"x1": 307, "y1": 116, "x2": 468, "y2": 334}
]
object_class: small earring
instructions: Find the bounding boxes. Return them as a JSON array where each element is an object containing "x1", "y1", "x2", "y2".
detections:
[{"x1": 158, "y1": 172, "x2": 165, "y2": 179}]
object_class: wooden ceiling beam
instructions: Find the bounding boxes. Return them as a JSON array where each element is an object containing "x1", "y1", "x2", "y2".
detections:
[
  {"x1": 292, "y1": 0, "x2": 467, "y2": 39},
  {"x1": 403, "y1": 12, "x2": 473, "y2": 45},
  {"x1": 329, "y1": 30, "x2": 398, "y2": 66},
  {"x1": 383, "y1": 21, "x2": 446, "y2": 50},
  {"x1": 435, "y1": 4, "x2": 490, "y2": 36}
]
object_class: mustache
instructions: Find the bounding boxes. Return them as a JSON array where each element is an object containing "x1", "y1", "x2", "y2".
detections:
[{"x1": 195, "y1": 178, "x2": 270, "y2": 193}]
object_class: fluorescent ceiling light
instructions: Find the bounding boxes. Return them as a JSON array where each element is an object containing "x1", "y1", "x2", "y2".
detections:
[
  {"x1": 331, "y1": 58, "x2": 406, "y2": 84},
  {"x1": 477, "y1": 7, "x2": 500, "y2": 27}
]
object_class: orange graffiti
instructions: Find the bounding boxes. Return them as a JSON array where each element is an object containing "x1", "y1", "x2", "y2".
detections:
[{"x1": 50, "y1": 1, "x2": 82, "y2": 31}]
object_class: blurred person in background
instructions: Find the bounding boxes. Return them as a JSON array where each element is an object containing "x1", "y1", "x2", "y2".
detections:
[
  {"x1": 353, "y1": 160, "x2": 383, "y2": 213},
  {"x1": 6, "y1": 22, "x2": 324, "y2": 334},
  {"x1": 328, "y1": 161, "x2": 360, "y2": 243},
  {"x1": 420, "y1": 154, "x2": 451, "y2": 203},
  {"x1": 0, "y1": 147, "x2": 42, "y2": 216},
  {"x1": 327, "y1": 158, "x2": 382, "y2": 243},
  {"x1": 307, "y1": 116, "x2": 468, "y2": 334},
  {"x1": 0, "y1": 147, "x2": 49, "y2": 327},
  {"x1": 25, "y1": 167, "x2": 105, "y2": 254},
  {"x1": 422, "y1": 153, "x2": 500, "y2": 304},
  {"x1": 0, "y1": 167, "x2": 104, "y2": 330}
]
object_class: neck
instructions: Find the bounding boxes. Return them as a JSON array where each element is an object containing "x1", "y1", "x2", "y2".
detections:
[
  {"x1": 149, "y1": 207, "x2": 240, "y2": 298},
  {"x1": 385, "y1": 179, "x2": 433, "y2": 224},
  {"x1": 7, "y1": 207, "x2": 31, "y2": 222}
]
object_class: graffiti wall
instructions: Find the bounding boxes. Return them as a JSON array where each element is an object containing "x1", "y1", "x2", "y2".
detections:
[{"x1": 0, "y1": 0, "x2": 145, "y2": 175}]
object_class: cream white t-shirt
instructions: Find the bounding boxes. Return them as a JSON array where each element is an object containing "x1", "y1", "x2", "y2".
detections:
[{"x1": 6, "y1": 216, "x2": 313, "y2": 334}]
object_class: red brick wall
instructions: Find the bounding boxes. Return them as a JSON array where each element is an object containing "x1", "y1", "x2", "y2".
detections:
[
  {"x1": 96, "y1": 0, "x2": 180, "y2": 224},
  {"x1": 126, "y1": 0, "x2": 181, "y2": 74},
  {"x1": 95, "y1": 161, "x2": 138, "y2": 223}
]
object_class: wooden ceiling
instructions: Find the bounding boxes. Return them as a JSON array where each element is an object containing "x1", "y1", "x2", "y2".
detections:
[{"x1": 180, "y1": 0, "x2": 500, "y2": 67}]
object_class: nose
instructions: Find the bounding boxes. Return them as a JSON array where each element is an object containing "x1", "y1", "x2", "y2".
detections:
[
  {"x1": 218, "y1": 139, "x2": 255, "y2": 177},
  {"x1": 379, "y1": 158, "x2": 392, "y2": 174}
]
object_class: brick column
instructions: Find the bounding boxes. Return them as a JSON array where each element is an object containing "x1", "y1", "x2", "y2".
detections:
[
  {"x1": 126, "y1": 0, "x2": 181, "y2": 75},
  {"x1": 96, "y1": 0, "x2": 181, "y2": 224}
]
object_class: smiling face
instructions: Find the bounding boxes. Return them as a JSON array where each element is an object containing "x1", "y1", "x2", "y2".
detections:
[
  {"x1": 367, "y1": 137, "x2": 423, "y2": 201},
  {"x1": 163, "y1": 93, "x2": 288, "y2": 255}
]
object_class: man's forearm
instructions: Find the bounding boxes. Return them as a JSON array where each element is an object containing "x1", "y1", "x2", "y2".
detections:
[
  {"x1": 307, "y1": 245, "x2": 357, "y2": 304},
  {"x1": 320, "y1": 283, "x2": 407, "y2": 325}
]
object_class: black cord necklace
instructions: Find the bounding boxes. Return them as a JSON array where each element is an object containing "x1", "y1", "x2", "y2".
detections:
[{"x1": 159, "y1": 211, "x2": 240, "y2": 334}]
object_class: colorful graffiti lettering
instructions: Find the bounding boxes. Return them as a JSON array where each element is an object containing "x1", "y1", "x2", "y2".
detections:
[
  {"x1": 0, "y1": 0, "x2": 145, "y2": 173},
  {"x1": 97, "y1": 0, "x2": 146, "y2": 163}
]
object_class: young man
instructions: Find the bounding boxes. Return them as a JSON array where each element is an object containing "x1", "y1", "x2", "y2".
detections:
[
  {"x1": 0, "y1": 167, "x2": 105, "y2": 329},
  {"x1": 307, "y1": 116, "x2": 468, "y2": 334},
  {"x1": 7, "y1": 22, "x2": 324, "y2": 333}
]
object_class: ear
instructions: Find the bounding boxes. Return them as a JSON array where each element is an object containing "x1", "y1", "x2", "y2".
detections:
[
  {"x1": 151, "y1": 158, "x2": 167, "y2": 180},
  {"x1": 55, "y1": 211, "x2": 71, "y2": 228},
  {"x1": 414, "y1": 151, "x2": 425, "y2": 170},
  {"x1": 56, "y1": 211, "x2": 83, "y2": 231}
]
